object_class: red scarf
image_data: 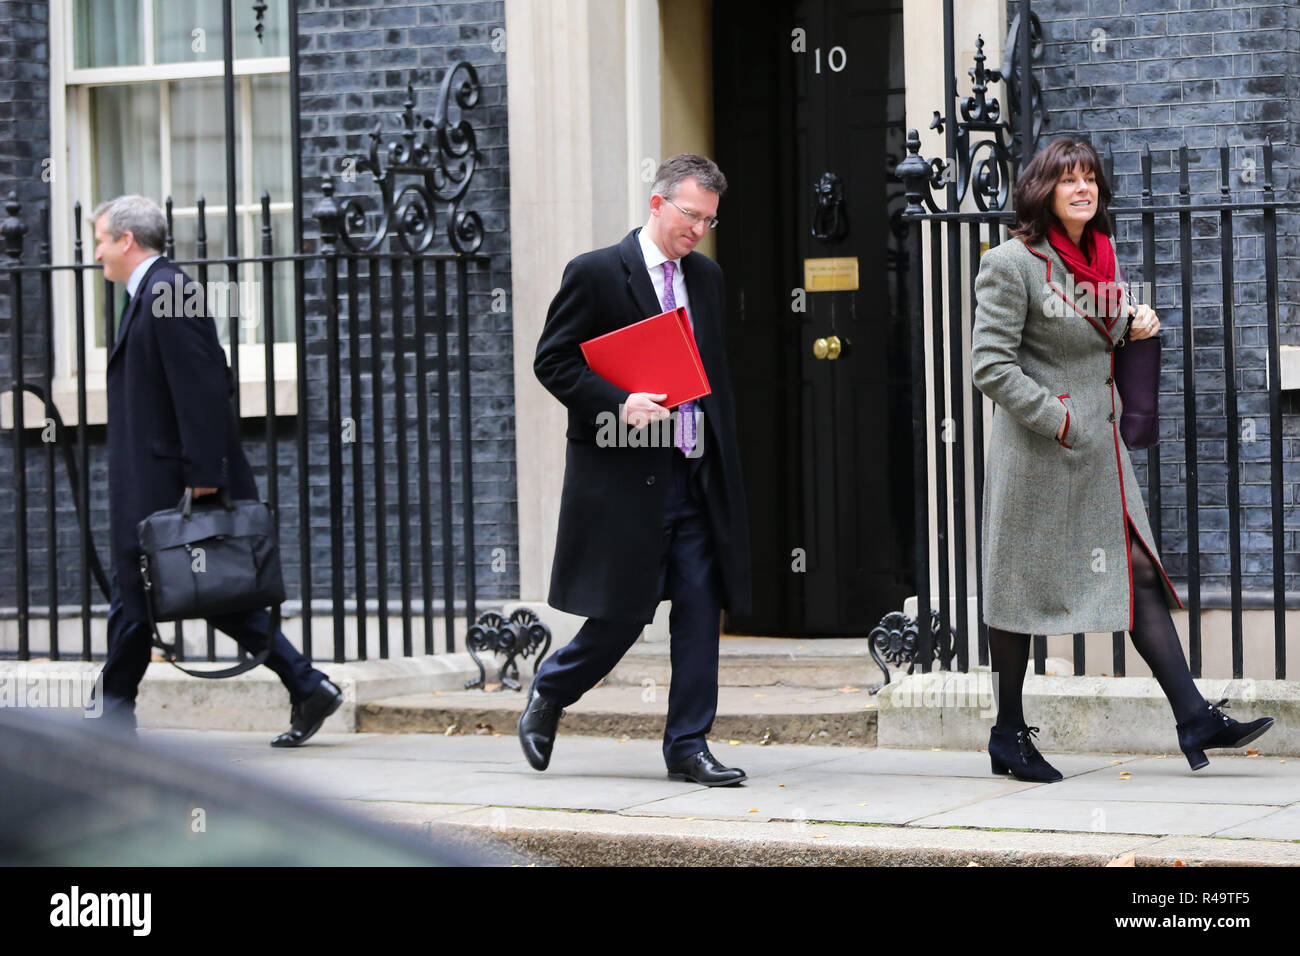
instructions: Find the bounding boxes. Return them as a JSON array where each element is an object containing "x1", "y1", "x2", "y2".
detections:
[{"x1": 1046, "y1": 222, "x2": 1125, "y2": 329}]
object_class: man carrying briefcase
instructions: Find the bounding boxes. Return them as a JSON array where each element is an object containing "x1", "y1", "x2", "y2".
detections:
[{"x1": 89, "y1": 195, "x2": 340, "y2": 746}]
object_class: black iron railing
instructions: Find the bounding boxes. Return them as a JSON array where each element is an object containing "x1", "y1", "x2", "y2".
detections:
[
  {"x1": 0, "y1": 185, "x2": 490, "y2": 665},
  {"x1": 878, "y1": 0, "x2": 1297, "y2": 683},
  {"x1": 891, "y1": 140, "x2": 1297, "y2": 683}
]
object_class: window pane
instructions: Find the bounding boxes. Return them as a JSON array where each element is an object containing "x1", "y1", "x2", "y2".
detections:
[
  {"x1": 88, "y1": 275, "x2": 128, "y2": 352},
  {"x1": 153, "y1": 0, "x2": 222, "y2": 64},
  {"x1": 170, "y1": 209, "x2": 228, "y2": 263},
  {"x1": 236, "y1": 0, "x2": 289, "y2": 59},
  {"x1": 89, "y1": 84, "x2": 162, "y2": 202},
  {"x1": 234, "y1": 212, "x2": 294, "y2": 347},
  {"x1": 74, "y1": 0, "x2": 142, "y2": 68},
  {"x1": 170, "y1": 78, "x2": 241, "y2": 207},
  {"x1": 154, "y1": 0, "x2": 288, "y2": 64},
  {"x1": 169, "y1": 214, "x2": 246, "y2": 348},
  {"x1": 266, "y1": 211, "x2": 295, "y2": 346},
  {"x1": 250, "y1": 74, "x2": 292, "y2": 205}
]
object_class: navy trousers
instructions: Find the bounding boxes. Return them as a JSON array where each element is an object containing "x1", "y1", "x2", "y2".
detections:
[
  {"x1": 94, "y1": 568, "x2": 325, "y2": 729},
  {"x1": 533, "y1": 449, "x2": 724, "y2": 767}
]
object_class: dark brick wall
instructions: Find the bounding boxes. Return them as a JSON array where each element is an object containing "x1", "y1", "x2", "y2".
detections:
[
  {"x1": 0, "y1": 0, "x2": 52, "y2": 394},
  {"x1": 1023, "y1": 0, "x2": 1299, "y2": 597},
  {"x1": 0, "y1": 0, "x2": 64, "y2": 619},
  {"x1": 292, "y1": 0, "x2": 515, "y2": 614},
  {"x1": 0, "y1": 0, "x2": 519, "y2": 640}
]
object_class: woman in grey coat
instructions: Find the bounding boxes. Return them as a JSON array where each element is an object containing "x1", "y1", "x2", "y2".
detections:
[{"x1": 971, "y1": 137, "x2": 1274, "y2": 781}]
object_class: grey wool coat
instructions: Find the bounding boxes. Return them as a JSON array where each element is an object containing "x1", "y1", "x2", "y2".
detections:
[{"x1": 970, "y1": 235, "x2": 1184, "y2": 635}]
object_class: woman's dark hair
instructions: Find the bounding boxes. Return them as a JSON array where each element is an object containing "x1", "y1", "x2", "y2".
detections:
[{"x1": 1009, "y1": 137, "x2": 1112, "y2": 243}]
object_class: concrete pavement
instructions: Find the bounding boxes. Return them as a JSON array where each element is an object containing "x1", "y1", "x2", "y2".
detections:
[{"x1": 144, "y1": 728, "x2": 1300, "y2": 865}]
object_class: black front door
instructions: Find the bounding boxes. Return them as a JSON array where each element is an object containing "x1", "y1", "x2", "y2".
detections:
[{"x1": 714, "y1": 0, "x2": 914, "y2": 636}]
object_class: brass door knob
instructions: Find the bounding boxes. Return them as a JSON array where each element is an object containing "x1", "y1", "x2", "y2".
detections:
[{"x1": 813, "y1": 335, "x2": 842, "y2": 360}]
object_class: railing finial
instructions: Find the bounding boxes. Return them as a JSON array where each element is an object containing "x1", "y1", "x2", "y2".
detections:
[{"x1": 2, "y1": 191, "x2": 27, "y2": 261}]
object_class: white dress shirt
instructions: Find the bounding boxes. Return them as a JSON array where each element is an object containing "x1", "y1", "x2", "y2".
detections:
[
  {"x1": 636, "y1": 225, "x2": 704, "y2": 447},
  {"x1": 126, "y1": 253, "x2": 162, "y2": 299},
  {"x1": 637, "y1": 226, "x2": 691, "y2": 327}
]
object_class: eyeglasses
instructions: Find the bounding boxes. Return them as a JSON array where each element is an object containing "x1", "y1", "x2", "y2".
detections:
[{"x1": 663, "y1": 197, "x2": 719, "y2": 230}]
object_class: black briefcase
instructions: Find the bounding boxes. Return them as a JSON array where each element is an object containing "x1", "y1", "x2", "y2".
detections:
[{"x1": 137, "y1": 489, "x2": 286, "y2": 678}]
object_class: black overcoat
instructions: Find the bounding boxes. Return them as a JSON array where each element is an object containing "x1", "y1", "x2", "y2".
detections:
[
  {"x1": 105, "y1": 256, "x2": 257, "y2": 622},
  {"x1": 534, "y1": 228, "x2": 752, "y2": 624}
]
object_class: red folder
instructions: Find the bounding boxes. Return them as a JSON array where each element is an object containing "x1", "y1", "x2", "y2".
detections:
[{"x1": 579, "y1": 306, "x2": 711, "y2": 409}]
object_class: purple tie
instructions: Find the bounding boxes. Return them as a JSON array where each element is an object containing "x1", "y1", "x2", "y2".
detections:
[{"x1": 663, "y1": 260, "x2": 696, "y2": 456}]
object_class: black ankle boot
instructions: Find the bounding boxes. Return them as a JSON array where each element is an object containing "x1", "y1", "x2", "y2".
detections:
[
  {"x1": 1176, "y1": 698, "x2": 1275, "y2": 771},
  {"x1": 988, "y1": 725, "x2": 1063, "y2": 782}
]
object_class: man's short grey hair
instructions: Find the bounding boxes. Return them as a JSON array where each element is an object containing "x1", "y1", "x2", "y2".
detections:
[
  {"x1": 91, "y1": 195, "x2": 166, "y2": 254},
  {"x1": 650, "y1": 154, "x2": 728, "y2": 201}
]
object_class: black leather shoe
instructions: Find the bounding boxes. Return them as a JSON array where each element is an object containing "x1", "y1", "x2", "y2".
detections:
[
  {"x1": 271, "y1": 679, "x2": 343, "y2": 748},
  {"x1": 518, "y1": 688, "x2": 564, "y2": 771},
  {"x1": 988, "y1": 725, "x2": 1063, "y2": 782},
  {"x1": 667, "y1": 749, "x2": 747, "y2": 786},
  {"x1": 1177, "y1": 697, "x2": 1274, "y2": 771}
]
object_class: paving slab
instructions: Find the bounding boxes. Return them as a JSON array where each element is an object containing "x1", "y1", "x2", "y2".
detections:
[
  {"x1": 1004, "y1": 753, "x2": 1300, "y2": 806},
  {"x1": 622, "y1": 769, "x2": 1036, "y2": 825},
  {"x1": 793, "y1": 746, "x2": 1142, "y2": 779},
  {"x1": 913, "y1": 796, "x2": 1282, "y2": 837},
  {"x1": 133, "y1": 729, "x2": 1300, "y2": 864},
  {"x1": 1212, "y1": 805, "x2": 1300, "y2": 842}
]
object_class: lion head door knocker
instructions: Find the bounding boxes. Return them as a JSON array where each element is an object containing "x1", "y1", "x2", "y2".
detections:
[{"x1": 811, "y1": 171, "x2": 849, "y2": 243}]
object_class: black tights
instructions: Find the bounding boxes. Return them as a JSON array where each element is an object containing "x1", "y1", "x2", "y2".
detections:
[{"x1": 989, "y1": 524, "x2": 1205, "y2": 729}]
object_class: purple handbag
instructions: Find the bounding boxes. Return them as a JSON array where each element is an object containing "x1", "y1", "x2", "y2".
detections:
[
  {"x1": 1111, "y1": 249, "x2": 1161, "y2": 451},
  {"x1": 1114, "y1": 333, "x2": 1161, "y2": 450}
]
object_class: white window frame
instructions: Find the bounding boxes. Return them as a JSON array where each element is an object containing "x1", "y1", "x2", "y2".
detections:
[{"x1": 35, "y1": 0, "x2": 298, "y2": 428}]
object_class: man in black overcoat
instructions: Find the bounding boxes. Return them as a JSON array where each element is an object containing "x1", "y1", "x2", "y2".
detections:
[
  {"x1": 519, "y1": 155, "x2": 753, "y2": 785},
  {"x1": 88, "y1": 195, "x2": 341, "y2": 745}
]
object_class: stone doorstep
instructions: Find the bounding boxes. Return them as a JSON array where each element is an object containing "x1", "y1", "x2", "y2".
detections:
[
  {"x1": 6, "y1": 655, "x2": 1299, "y2": 757},
  {"x1": 879, "y1": 671, "x2": 1300, "y2": 756},
  {"x1": 358, "y1": 684, "x2": 880, "y2": 747},
  {"x1": 0, "y1": 655, "x2": 484, "y2": 734},
  {"x1": 351, "y1": 804, "x2": 1300, "y2": 867}
]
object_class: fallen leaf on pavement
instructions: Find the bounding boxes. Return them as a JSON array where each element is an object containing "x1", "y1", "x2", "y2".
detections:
[
  {"x1": 1246, "y1": 749, "x2": 1259, "y2": 757},
  {"x1": 728, "y1": 739, "x2": 740, "y2": 746},
  {"x1": 1105, "y1": 851, "x2": 1137, "y2": 867},
  {"x1": 838, "y1": 686, "x2": 859, "y2": 693},
  {"x1": 748, "y1": 808, "x2": 758, "y2": 813}
]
